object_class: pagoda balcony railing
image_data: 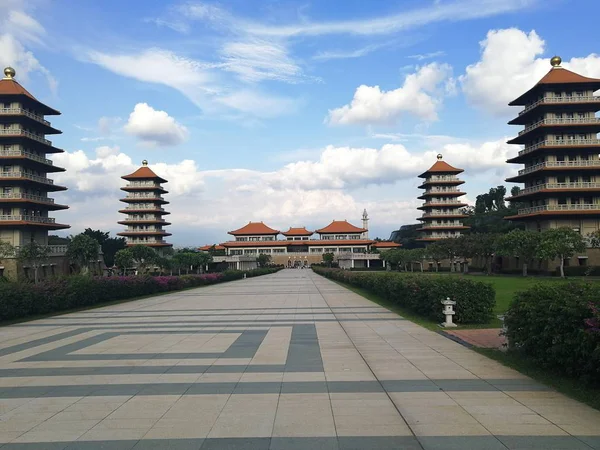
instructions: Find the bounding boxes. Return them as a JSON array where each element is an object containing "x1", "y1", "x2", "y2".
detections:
[
  {"x1": 0, "y1": 192, "x2": 55, "y2": 203},
  {"x1": 426, "y1": 233, "x2": 461, "y2": 239},
  {"x1": 124, "y1": 229, "x2": 165, "y2": 233},
  {"x1": 421, "y1": 223, "x2": 464, "y2": 228},
  {"x1": 124, "y1": 206, "x2": 165, "y2": 211},
  {"x1": 0, "y1": 171, "x2": 54, "y2": 185},
  {"x1": 421, "y1": 211, "x2": 466, "y2": 217},
  {"x1": 422, "y1": 200, "x2": 462, "y2": 206},
  {"x1": 519, "y1": 182, "x2": 600, "y2": 195},
  {"x1": 0, "y1": 129, "x2": 52, "y2": 145},
  {"x1": 125, "y1": 194, "x2": 164, "y2": 200},
  {"x1": 518, "y1": 203, "x2": 600, "y2": 215},
  {"x1": 425, "y1": 175, "x2": 459, "y2": 182},
  {"x1": 121, "y1": 217, "x2": 165, "y2": 222},
  {"x1": 425, "y1": 188, "x2": 461, "y2": 194},
  {"x1": 519, "y1": 96, "x2": 600, "y2": 116},
  {"x1": 127, "y1": 239, "x2": 167, "y2": 244},
  {"x1": 0, "y1": 215, "x2": 55, "y2": 223},
  {"x1": 126, "y1": 182, "x2": 162, "y2": 188},
  {"x1": 518, "y1": 138, "x2": 600, "y2": 156},
  {"x1": 518, "y1": 159, "x2": 600, "y2": 175},
  {"x1": 518, "y1": 118, "x2": 600, "y2": 136},
  {"x1": 0, "y1": 108, "x2": 51, "y2": 126},
  {"x1": 0, "y1": 149, "x2": 53, "y2": 165}
]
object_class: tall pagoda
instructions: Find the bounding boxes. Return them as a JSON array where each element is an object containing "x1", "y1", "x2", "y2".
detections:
[
  {"x1": 505, "y1": 56, "x2": 600, "y2": 235},
  {"x1": 118, "y1": 160, "x2": 172, "y2": 252},
  {"x1": 0, "y1": 66, "x2": 69, "y2": 247},
  {"x1": 416, "y1": 154, "x2": 469, "y2": 242}
]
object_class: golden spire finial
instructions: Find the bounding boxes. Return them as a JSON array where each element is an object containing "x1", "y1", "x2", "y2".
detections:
[
  {"x1": 3, "y1": 67, "x2": 15, "y2": 80},
  {"x1": 550, "y1": 56, "x2": 562, "y2": 68},
  {"x1": 437, "y1": 153, "x2": 443, "y2": 160},
  {"x1": 142, "y1": 159, "x2": 148, "y2": 166}
]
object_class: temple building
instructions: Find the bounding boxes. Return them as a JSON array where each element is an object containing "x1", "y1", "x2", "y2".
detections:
[
  {"x1": 505, "y1": 56, "x2": 600, "y2": 237},
  {"x1": 416, "y1": 154, "x2": 469, "y2": 242},
  {"x1": 202, "y1": 213, "x2": 400, "y2": 269},
  {"x1": 0, "y1": 67, "x2": 71, "y2": 280},
  {"x1": 118, "y1": 160, "x2": 172, "y2": 253}
]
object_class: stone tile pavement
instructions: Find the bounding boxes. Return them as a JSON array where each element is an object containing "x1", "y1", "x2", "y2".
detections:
[{"x1": 0, "y1": 269, "x2": 598, "y2": 449}]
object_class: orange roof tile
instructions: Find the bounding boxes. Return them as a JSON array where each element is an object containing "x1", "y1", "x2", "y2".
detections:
[
  {"x1": 372, "y1": 241, "x2": 402, "y2": 248},
  {"x1": 510, "y1": 64, "x2": 600, "y2": 105},
  {"x1": 0, "y1": 77, "x2": 60, "y2": 115},
  {"x1": 281, "y1": 227, "x2": 314, "y2": 236},
  {"x1": 122, "y1": 165, "x2": 167, "y2": 183},
  {"x1": 228, "y1": 222, "x2": 280, "y2": 236},
  {"x1": 198, "y1": 244, "x2": 226, "y2": 251},
  {"x1": 418, "y1": 159, "x2": 463, "y2": 178},
  {"x1": 315, "y1": 220, "x2": 366, "y2": 234}
]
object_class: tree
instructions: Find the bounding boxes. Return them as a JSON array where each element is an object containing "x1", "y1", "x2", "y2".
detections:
[
  {"x1": 48, "y1": 235, "x2": 70, "y2": 245},
  {"x1": 469, "y1": 233, "x2": 500, "y2": 275},
  {"x1": 497, "y1": 229, "x2": 542, "y2": 276},
  {"x1": 114, "y1": 249, "x2": 134, "y2": 274},
  {"x1": 155, "y1": 257, "x2": 172, "y2": 275},
  {"x1": 129, "y1": 245, "x2": 158, "y2": 273},
  {"x1": 388, "y1": 224, "x2": 426, "y2": 249},
  {"x1": 0, "y1": 241, "x2": 15, "y2": 258},
  {"x1": 82, "y1": 229, "x2": 126, "y2": 267},
  {"x1": 425, "y1": 241, "x2": 447, "y2": 272},
  {"x1": 322, "y1": 252, "x2": 334, "y2": 267},
  {"x1": 66, "y1": 234, "x2": 100, "y2": 275},
  {"x1": 538, "y1": 228, "x2": 586, "y2": 278},
  {"x1": 17, "y1": 242, "x2": 50, "y2": 284},
  {"x1": 408, "y1": 248, "x2": 426, "y2": 272},
  {"x1": 257, "y1": 253, "x2": 271, "y2": 268},
  {"x1": 454, "y1": 235, "x2": 476, "y2": 274},
  {"x1": 465, "y1": 185, "x2": 524, "y2": 234}
]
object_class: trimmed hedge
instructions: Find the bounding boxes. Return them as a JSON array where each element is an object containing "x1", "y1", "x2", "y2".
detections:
[
  {"x1": 505, "y1": 282, "x2": 600, "y2": 383},
  {"x1": 312, "y1": 267, "x2": 495, "y2": 324},
  {"x1": 0, "y1": 268, "x2": 281, "y2": 322}
]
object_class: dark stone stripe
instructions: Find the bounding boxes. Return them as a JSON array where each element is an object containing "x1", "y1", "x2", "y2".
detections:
[
  {"x1": 285, "y1": 324, "x2": 324, "y2": 372},
  {"x1": 71, "y1": 306, "x2": 378, "y2": 313},
  {"x1": 0, "y1": 379, "x2": 550, "y2": 398},
  {"x1": 0, "y1": 328, "x2": 91, "y2": 357},
  {"x1": 20, "y1": 330, "x2": 269, "y2": 362},
  {"x1": 0, "y1": 436, "x2": 597, "y2": 450}
]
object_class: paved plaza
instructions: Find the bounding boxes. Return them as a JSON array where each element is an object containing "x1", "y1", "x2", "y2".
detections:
[{"x1": 0, "y1": 269, "x2": 599, "y2": 449}]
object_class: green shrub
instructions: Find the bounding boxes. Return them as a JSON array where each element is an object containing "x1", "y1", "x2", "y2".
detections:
[
  {"x1": 562, "y1": 266, "x2": 600, "y2": 277},
  {"x1": 505, "y1": 282, "x2": 600, "y2": 383},
  {"x1": 312, "y1": 267, "x2": 495, "y2": 324}
]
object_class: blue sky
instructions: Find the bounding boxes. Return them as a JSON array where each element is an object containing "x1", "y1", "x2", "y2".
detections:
[{"x1": 2, "y1": 0, "x2": 600, "y2": 245}]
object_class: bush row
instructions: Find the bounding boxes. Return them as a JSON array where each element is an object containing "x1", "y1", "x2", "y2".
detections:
[
  {"x1": 505, "y1": 282, "x2": 600, "y2": 384},
  {"x1": 312, "y1": 267, "x2": 495, "y2": 324},
  {"x1": 0, "y1": 268, "x2": 282, "y2": 322}
]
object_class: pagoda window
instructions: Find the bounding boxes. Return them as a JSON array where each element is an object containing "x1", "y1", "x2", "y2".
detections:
[
  {"x1": 557, "y1": 175, "x2": 566, "y2": 183},
  {"x1": 555, "y1": 112, "x2": 563, "y2": 119},
  {"x1": 582, "y1": 175, "x2": 591, "y2": 183},
  {"x1": 576, "y1": 91, "x2": 584, "y2": 97},
  {"x1": 565, "y1": 92, "x2": 573, "y2": 98},
  {"x1": 584, "y1": 196, "x2": 593, "y2": 204},
  {"x1": 554, "y1": 91, "x2": 562, "y2": 98},
  {"x1": 582, "y1": 154, "x2": 589, "y2": 161},
  {"x1": 578, "y1": 112, "x2": 586, "y2": 119},
  {"x1": 557, "y1": 155, "x2": 565, "y2": 162},
  {"x1": 556, "y1": 134, "x2": 564, "y2": 141}
]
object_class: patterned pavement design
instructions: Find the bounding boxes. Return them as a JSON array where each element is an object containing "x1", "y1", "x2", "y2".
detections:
[{"x1": 0, "y1": 269, "x2": 598, "y2": 449}]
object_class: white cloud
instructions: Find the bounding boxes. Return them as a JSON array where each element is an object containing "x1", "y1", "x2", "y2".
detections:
[
  {"x1": 313, "y1": 42, "x2": 392, "y2": 61},
  {"x1": 408, "y1": 51, "x2": 446, "y2": 61},
  {"x1": 49, "y1": 136, "x2": 512, "y2": 243},
  {"x1": 327, "y1": 63, "x2": 453, "y2": 126},
  {"x1": 124, "y1": 103, "x2": 189, "y2": 147},
  {"x1": 460, "y1": 28, "x2": 600, "y2": 114},
  {"x1": 178, "y1": 0, "x2": 536, "y2": 38},
  {"x1": 219, "y1": 39, "x2": 307, "y2": 83}
]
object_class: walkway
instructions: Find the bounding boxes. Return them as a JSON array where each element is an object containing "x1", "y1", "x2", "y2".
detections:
[{"x1": 0, "y1": 269, "x2": 598, "y2": 449}]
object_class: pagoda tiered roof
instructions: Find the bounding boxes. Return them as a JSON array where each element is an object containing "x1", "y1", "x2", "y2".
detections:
[{"x1": 281, "y1": 227, "x2": 314, "y2": 236}]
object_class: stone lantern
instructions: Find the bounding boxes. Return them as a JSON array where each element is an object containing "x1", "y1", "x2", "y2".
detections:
[{"x1": 441, "y1": 298, "x2": 457, "y2": 328}]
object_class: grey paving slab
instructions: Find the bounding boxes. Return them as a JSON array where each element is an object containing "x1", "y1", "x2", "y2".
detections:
[{"x1": 1, "y1": 269, "x2": 598, "y2": 449}]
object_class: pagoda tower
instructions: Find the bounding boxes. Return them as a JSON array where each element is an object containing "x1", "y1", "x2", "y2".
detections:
[
  {"x1": 416, "y1": 154, "x2": 469, "y2": 242},
  {"x1": 118, "y1": 160, "x2": 172, "y2": 252},
  {"x1": 0, "y1": 66, "x2": 69, "y2": 247},
  {"x1": 505, "y1": 56, "x2": 600, "y2": 235}
]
